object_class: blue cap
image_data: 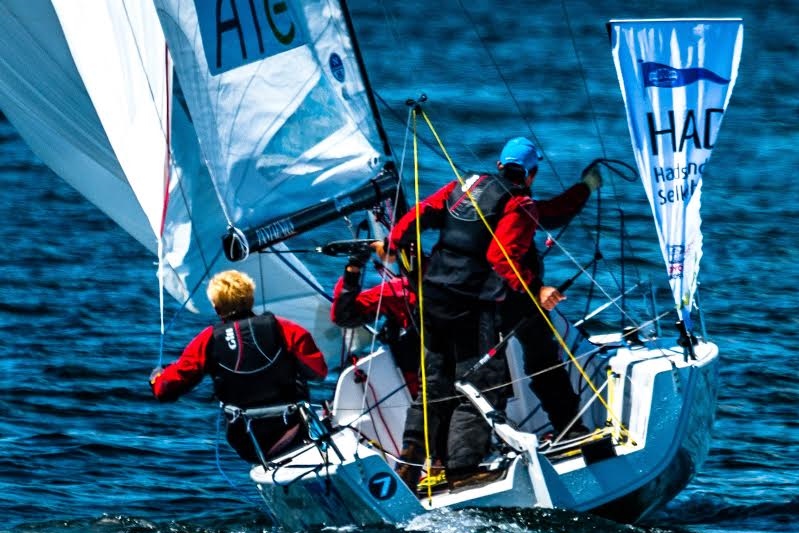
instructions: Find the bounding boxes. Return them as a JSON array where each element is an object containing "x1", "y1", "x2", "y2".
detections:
[{"x1": 499, "y1": 137, "x2": 542, "y2": 175}]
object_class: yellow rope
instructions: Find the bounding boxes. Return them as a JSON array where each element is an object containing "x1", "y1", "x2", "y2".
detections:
[
  {"x1": 418, "y1": 110, "x2": 628, "y2": 436},
  {"x1": 411, "y1": 110, "x2": 433, "y2": 504}
]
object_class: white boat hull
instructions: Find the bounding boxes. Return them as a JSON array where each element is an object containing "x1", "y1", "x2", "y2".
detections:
[{"x1": 249, "y1": 333, "x2": 719, "y2": 530}]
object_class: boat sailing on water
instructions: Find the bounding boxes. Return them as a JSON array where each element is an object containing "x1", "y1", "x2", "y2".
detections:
[{"x1": 0, "y1": 1, "x2": 742, "y2": 529}]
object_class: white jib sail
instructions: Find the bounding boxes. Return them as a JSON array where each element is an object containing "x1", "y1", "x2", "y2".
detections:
[
  {"x1": 610, "y1": 19, "x2": 743, "y2": 327},
  {"x1": 0, "y1": 1, "x2": 158, "y2": 252},
  {"x1": 52, "y1": 0, "x2": 171, "y2": 243}
]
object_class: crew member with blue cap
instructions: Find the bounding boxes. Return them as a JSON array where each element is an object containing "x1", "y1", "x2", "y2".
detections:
[{"x1": 378, "y1": 136, "x2": 602, "y2": 492}]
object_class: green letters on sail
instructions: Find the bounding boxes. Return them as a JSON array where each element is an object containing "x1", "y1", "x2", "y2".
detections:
[{"x1": 610, "y1": 18, "x2": 743, "y2": 329}]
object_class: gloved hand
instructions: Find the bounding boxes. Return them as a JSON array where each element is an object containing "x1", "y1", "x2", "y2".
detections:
[
  {"x1": 581, "y1": 163, "x2": 602, "y2": 192},
  {"x1": 149, "y1": 366, "x2": 164, "y2": 387},
  {"x1": 347, "y1": 246, "x2": 372, "y2": 270}
]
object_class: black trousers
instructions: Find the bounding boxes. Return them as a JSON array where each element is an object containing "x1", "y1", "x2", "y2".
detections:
[
  {"x1": 499, "y1": 291, "x2": 582, "y2": 433},
  {"x1": 401, "y1": 287, "x2": 509, "y2": 473}
]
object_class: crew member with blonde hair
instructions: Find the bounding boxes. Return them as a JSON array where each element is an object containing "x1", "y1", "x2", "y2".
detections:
[{"x1": 150, "y1": 269, "x2": 327, "y2": 463}]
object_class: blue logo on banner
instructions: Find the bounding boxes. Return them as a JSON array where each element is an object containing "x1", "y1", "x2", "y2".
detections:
[
  {"x1": 329, "y1": 53, "x2": 345, "y2": 82},
  {"x1": 640, "y1": 61, "x2": 729, "y2": 88}
]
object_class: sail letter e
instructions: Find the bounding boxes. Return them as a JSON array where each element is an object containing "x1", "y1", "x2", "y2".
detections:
[
  {"x1": 610, "y1": 18, "x2": 743, "y2": 321},
  {"x1": 195, "y1": 0, "x2": 306, "y2": 75}
]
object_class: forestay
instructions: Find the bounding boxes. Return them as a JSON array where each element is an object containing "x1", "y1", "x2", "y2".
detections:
[{"x1": 610, "y1": 18, "x2": 743, "y2": 329}]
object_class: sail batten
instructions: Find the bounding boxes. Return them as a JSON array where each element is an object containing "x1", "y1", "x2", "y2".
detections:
[{"x1": 610, "y1": 18, "x2": 743, "y2": 328}]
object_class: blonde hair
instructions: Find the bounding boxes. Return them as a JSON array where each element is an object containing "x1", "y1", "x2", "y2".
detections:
[{"x1": 206, "y1": 270, "x2": 255, "y2": 318}]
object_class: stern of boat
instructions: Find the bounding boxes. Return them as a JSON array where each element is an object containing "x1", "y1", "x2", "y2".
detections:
[{"x1": 535, "y1": 333, "x2": 720, "y2": 522}]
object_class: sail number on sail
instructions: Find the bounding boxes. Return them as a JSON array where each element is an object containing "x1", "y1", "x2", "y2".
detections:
[{"x1": 195, "y1": 0, "x2": 306, "y2": 75}]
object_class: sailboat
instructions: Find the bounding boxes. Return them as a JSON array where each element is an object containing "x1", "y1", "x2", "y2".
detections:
[{"x1": 0, "y1": 1, "x2": 743, "y2": 529}]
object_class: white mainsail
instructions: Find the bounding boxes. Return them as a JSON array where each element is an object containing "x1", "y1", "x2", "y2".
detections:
[
  {"x1": 610, "y1": 18, "x2": 743, "y2": 329},
  {"x1": 151, "y1": 0, "x2": 386, "y2": 230}
]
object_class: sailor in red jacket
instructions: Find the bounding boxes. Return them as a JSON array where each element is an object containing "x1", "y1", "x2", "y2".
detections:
[
  {"x1": 379, "y1": 137, "x2": 600, "y2": 491},
  {"x1": 150, "y1": 269, "x2": 327, "y2": 464},
  {"x1": 330, "y1": 244, "x2": 421, "y2": 398}
]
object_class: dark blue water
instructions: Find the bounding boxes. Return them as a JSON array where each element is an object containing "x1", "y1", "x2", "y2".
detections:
[{"x1": 1, "y1": 1, "x2": 797, "y2": 532}]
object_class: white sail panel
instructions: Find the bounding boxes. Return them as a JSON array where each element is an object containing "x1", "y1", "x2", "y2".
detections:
[
  {"x1": 152, "y1": 0, "x2": 385, "y2": 230},
  {"x1": 0, "y1": 0, "x2": 155, "y2": 252},
  {"x1": 158, "y1": 93, "x2": 348, "y2": 361},
  {"x1": 52, "y1": 0, "x2": 171, "y2": 238},
  {"x1": 610, "y1": 19, "x2": 743, "y2": 326}
]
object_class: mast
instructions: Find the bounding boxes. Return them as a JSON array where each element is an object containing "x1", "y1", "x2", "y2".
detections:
[
  {"x1": 340, "y1": 0, "x2": 393, "y2": 160},
  {"x1": 340, "y1": 0, "x2": 409, "y2": 222}
]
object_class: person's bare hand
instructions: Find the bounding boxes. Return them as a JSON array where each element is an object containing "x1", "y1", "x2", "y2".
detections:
[
  {"x1": 539, "y1": 285, "x2": 566, "y2": 311},
  {"x1": 371, "y1": 240, "x2": 395, "y2": 263}
]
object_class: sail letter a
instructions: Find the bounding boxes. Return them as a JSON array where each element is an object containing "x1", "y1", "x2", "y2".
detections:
[{"x1": 609, "y1": 19, "x2": 743, "y2": 327}]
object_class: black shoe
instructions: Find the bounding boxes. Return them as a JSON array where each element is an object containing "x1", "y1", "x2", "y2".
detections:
[
  {"x1": 395, "y1": 444, "x2": 423, "y2": 491},
  {"x1": 395, "y1": 462, "x2": 421, "y2": 491}
]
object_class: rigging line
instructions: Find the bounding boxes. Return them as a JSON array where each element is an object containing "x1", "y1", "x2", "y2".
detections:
[
  {"x1": 335, "y1": 340, "x2": 608, "y2": 412},
  {"x1": 120, "y1": 2, "x2": 170, "y2": 143},
  {"x1": 412, "y1": 109, "x2": 434, "y2": 504},
  {"x1": 269, "y1": 248, "x2": 333, "y2": 303},
  {"x1": 161, "y1": 248, "x2": 225, "y2": 343},
  {"x1": 560, "y1": 0, "x2": 607, "y2": 159},
  {"x1": 374, "y1": 92, "x2": 465, "y2": 174},
  {"x1": 120, "y1": 4, "x2": 174, "y2": 364},
  {"x1": 157, "y1": 50, "x2": 170, "y2": 366},
  {"x1": 540, "y1": 157, "x2": 637, "y2": 261},
  {"x1": 456, "y1": 0, "x2": 564, "y2": 188},
  {"x1": 213, "y1": 410, "x2": 273, "y2": 515},
  {"x1": 354, "y1": 111, "x2": 413, "y2": 438}
]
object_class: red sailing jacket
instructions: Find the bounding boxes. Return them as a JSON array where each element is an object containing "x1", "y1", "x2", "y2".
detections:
[
  {"x1": 151, "y1": 315, "x2": 327, "y2": 402},
  {"x1": 388, "y1": 176, "x2": 589, "y2": 293}
]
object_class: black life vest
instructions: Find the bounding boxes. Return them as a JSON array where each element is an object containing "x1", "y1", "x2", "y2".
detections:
[
  {"x1": 424, "y1": 173, "x2": 528, "y2": 300},
  {"x1": 207, "y1": 312, "x2": 307, "y2": 408}
]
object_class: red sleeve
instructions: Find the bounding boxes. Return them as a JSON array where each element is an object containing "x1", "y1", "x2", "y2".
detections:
[
  {"x1": 486, "y1": 196, "x2": 539, "y2": 292},
  {"x1": 536, "y1": 182, "x2": 590, "y2": 229},
  {"x1": 332, "y1": 275, "x2": 415, "y2": 329},
  {"x1": 366, "y1": 277, "x2": 417, "y2": 329},
  {"x1": 276, "y1": 317, "x2": 328, "y2": 380},
  {"x1": 388, "y1": 181, "x2": 456, "y2": 252},
  {"x1": 151, "y1": 326, "x2": 211, "y2": 402}
]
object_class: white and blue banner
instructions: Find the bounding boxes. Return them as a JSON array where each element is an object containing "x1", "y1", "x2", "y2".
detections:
[{"x1": 610, "y1": 18, "x2": 743, "y2": 328}]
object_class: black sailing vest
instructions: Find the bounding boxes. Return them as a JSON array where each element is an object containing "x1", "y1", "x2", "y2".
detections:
[
  {"x1": 207, "y1": 312, "x2": 307, "y2": 408},
  {"x1": 424, "y1": 173, "x2": 528, "y2": 300}
]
